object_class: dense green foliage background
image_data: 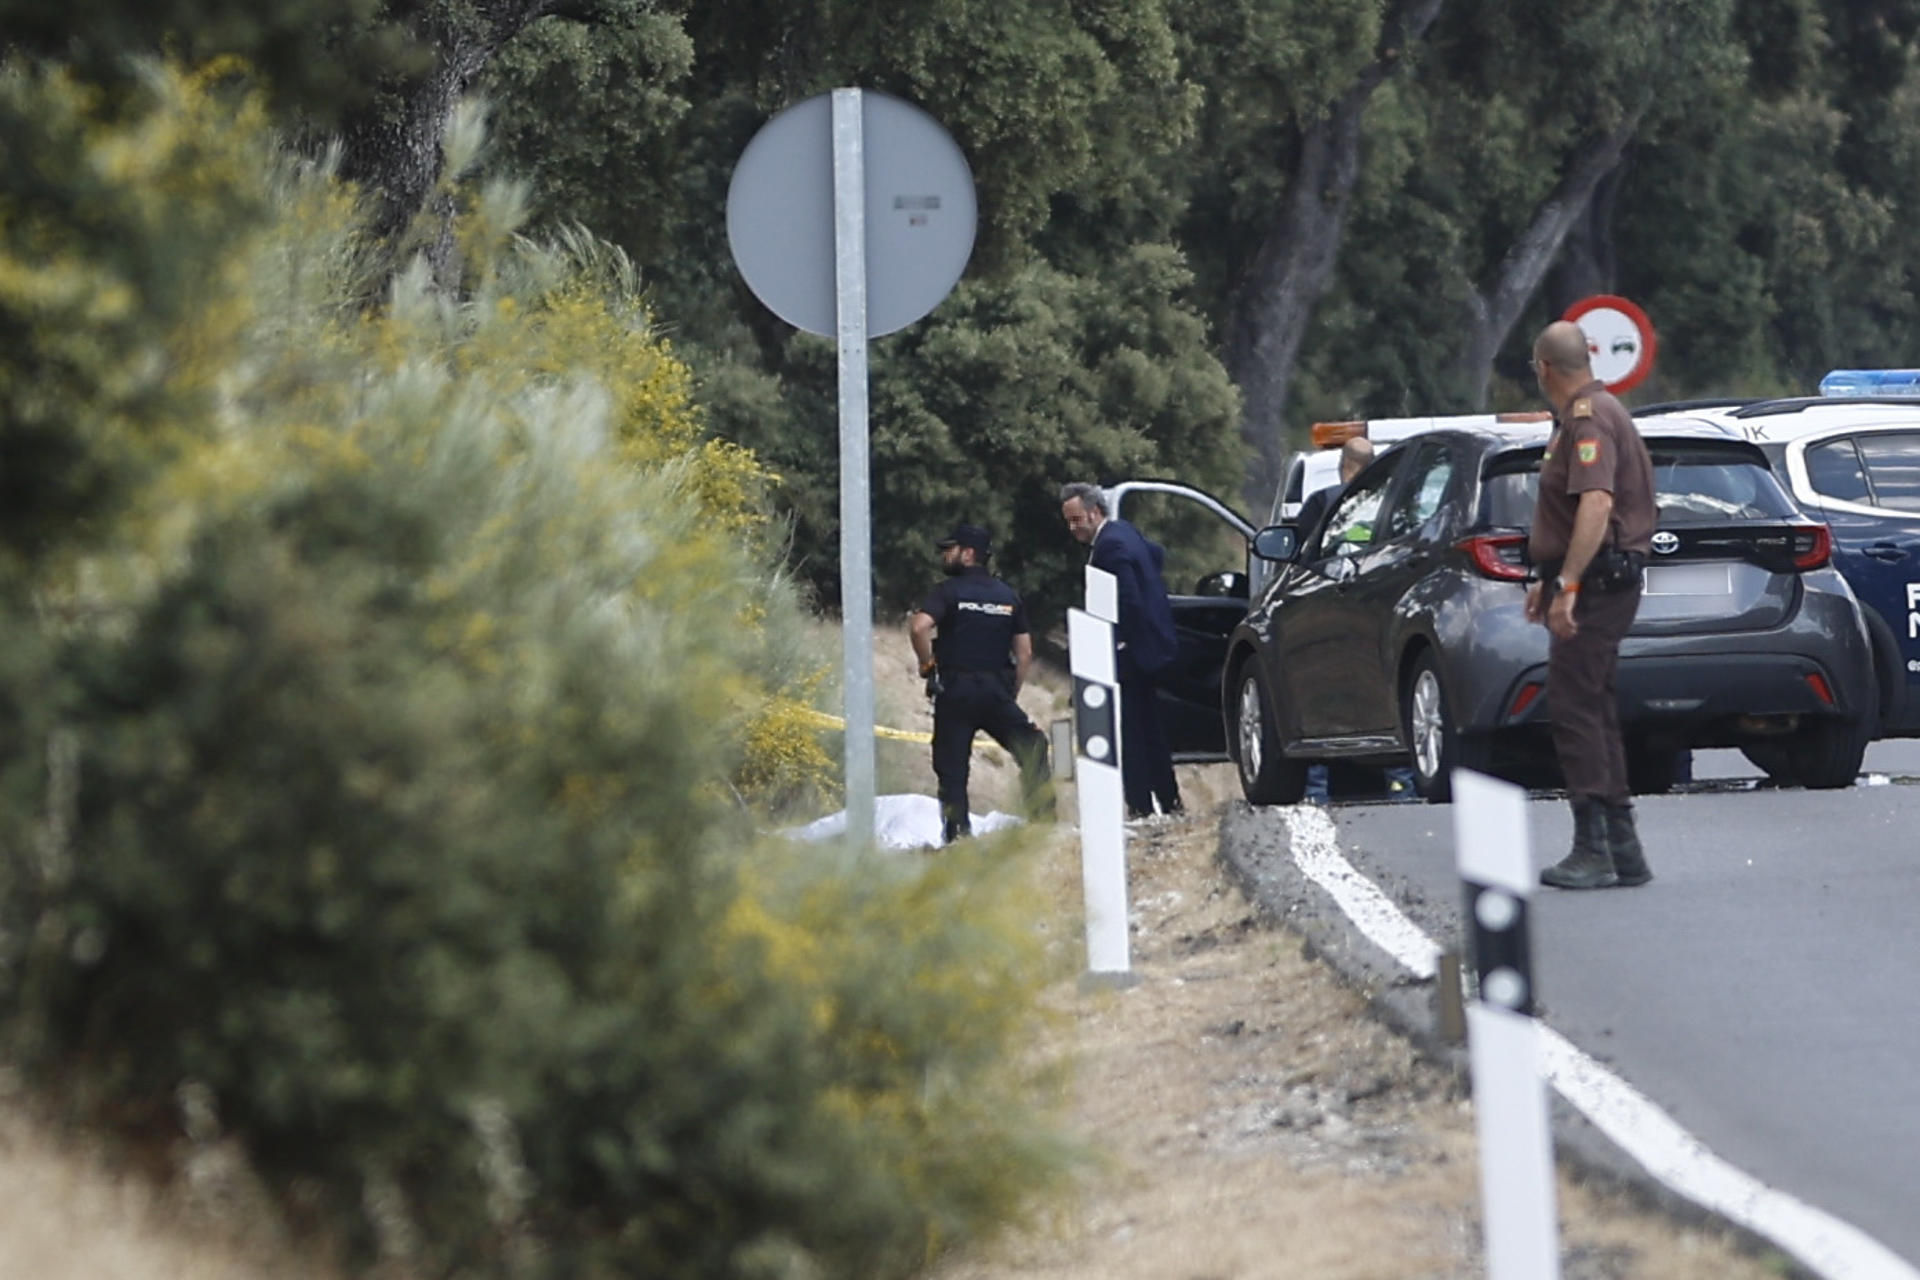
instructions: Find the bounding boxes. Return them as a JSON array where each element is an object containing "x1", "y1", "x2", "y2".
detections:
[
  {"x1": 18, "y1": 0, "x2": 1920, "y2": 618},
  {"x1": 480, "y1": 0, "x2": 1920, "y2": 619}
]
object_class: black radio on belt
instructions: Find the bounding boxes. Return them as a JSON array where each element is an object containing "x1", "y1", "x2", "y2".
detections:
[
  {"x1": 1526, "y1": 546, "x2": 1645, "y2": 594},
  {"x1": 1583, "y1": 546, "x2": 1645, "y2": 593}
]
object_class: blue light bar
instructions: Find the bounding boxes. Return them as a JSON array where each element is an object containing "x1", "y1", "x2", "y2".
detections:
[{"x1": 1819, "y1": 369, "x2": 1920, "y2": 397}]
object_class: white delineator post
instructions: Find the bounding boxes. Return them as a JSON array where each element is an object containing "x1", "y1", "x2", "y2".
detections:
[
  {"x1": 1070, "y1": 564, "x2": 1131, "y2": 983},
  {"x1": 1453, "y1": 768, "x2": 1562, "y2": 1280}
]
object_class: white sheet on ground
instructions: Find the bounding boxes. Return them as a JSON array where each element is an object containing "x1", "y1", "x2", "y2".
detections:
[{"x1": 783, "y1": 793, "x2": 1022, "y2": 850}]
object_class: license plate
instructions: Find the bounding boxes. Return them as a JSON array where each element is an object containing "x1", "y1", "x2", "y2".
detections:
[{"x1": 1644, "y1": 563, "x2": 1730, "y2": 595}]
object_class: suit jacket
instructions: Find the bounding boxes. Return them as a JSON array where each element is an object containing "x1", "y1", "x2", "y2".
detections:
[{"x1": 1090, "y1": 518, "x2": 1178, "y2": 679}]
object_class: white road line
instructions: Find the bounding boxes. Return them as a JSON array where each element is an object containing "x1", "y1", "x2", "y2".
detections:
[
  {"x1": 1283, "y1": 803, "x2": 1920, "y2": 1280},
  {"x1": 1289, "y1": 803, "x2": 1441, "y2": 979}
]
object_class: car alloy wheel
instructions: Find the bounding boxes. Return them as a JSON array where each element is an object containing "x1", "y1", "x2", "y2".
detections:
[
  {"x1": 1399, "y1": 652, "x2": 1479, "y2": 803},
  {"x1": 1232, "y1": 664, "x2": 1307, "y2": 805},
  {"x1": 1410, "y1": 667, "x2": 1446, "y2": 783},
  {"x1": 1237, "y1": 675, "x2": 1266, "y2": 782}
]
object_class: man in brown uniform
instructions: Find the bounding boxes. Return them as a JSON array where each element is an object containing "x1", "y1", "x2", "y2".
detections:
[{"x1": 1525, "y1": 320, "x2": 1658, "y2": 889}]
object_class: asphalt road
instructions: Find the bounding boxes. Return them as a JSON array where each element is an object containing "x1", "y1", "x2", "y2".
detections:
[{"x1": 1222, "y1": 738, "x2": 1920, "y2": 1271}]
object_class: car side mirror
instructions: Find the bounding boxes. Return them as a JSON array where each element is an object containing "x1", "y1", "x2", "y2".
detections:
[
  {"x1": 1193, "y1": 570, "x2": 1249, "y2": 598},
  {"x1": 1252, "y1": 524, "x2": 1299, "y2": 562}
]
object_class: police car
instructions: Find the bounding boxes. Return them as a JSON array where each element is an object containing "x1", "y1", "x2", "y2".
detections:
[{"x1": 1637, "y1": 370, "x2": 1920, "y2": 744}]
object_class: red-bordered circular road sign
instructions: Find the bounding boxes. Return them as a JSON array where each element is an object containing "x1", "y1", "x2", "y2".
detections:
[{"x1": 1563, "y1": 294, "x2": 1657, "y2": 393}]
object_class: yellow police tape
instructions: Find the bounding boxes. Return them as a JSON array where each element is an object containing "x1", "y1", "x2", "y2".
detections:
[{"x1": 798, "y1": 708, "x2": 1010, "y2": 760}]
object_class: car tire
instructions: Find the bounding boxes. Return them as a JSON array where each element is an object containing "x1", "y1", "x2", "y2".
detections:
[
  {"x1": 1740, "y1": 713, "x2": 1872, "y2": 789},
  {"x1": 1784, "y1": 714, "x2": 1873, "y2": 790},
  {"x1": 1401, "y1": 654, "x2": 1477, "y2": 804},
  {"x1": 1233, "y1": 664, "x2": 1307, "y2": 805}
]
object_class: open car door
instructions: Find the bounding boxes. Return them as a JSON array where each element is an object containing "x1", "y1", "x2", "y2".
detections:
[{"x1": 1108, "y1": 481, "x2": 1256, "y2": 761}]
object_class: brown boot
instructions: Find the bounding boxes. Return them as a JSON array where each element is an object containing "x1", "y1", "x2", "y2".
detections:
[
  {"x1": 1603, "y1": 800, "x2": 1653, "y2": 887},
  {"x1": 1540, "y1": 796, "x2": 1618, "y2": 889}
]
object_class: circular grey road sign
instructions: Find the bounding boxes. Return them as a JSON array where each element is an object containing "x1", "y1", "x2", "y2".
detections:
[{"x1": 726, "y1": 91, "x2": 977, "y2": 338}]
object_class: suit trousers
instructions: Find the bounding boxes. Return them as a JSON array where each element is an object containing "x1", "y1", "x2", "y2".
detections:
[
  {"x1": 1118, "y1": 674, "x2": 1182, "y2": 817},
  {"x1": 1545, "y1": 583, "x2": 1642, "y2": 805}
]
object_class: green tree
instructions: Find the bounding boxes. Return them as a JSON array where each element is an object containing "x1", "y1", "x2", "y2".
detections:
[
  {"x1": 0, "y1": 0, "x2": 422, "y2": 116},
  {"x1": 1610, "y1": 0, "x2": 1920, "y2": 395},
  {"x1": 0, "y1": 60, "x2": 268, "y2": 570},
  {"x1": 1171, "y1": 0, "x2": 1446, "y2": 504},
  {"x1": 1433, "y1": 0, "x2": 1741, "y2": 405},
  {"x1": 758, "y1": 248, "x2": 1242, "y2": 629},
  {"x1": 483, "y1": 0, "x2": 1244, "y2": 620},
  {"x1": 1288, "y1": 0, "x2": 1747, "y2": 420}
]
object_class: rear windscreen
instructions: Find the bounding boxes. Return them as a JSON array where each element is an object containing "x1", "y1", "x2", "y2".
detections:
[{"x1": 1479, "y1": 443, "x2": 1798, "y2": 528}]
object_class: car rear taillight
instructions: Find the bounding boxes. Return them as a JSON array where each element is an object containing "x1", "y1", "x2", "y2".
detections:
[
  {"x1": 1790, "y1": 524, "x2": 1831, "y2": 571},
  {"x1": 1459, "y1": 533, "x2": 1531, "y2": 582},
  {"x1": 1508, "y1": 682, "x2": 1544, "y2": 718}
]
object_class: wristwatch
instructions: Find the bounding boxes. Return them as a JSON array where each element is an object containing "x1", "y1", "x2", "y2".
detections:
[{"x1": 1556, "y1": 574, "x2": 1581, "y2": 595}]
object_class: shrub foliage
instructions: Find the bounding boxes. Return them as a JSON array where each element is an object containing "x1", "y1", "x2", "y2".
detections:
[{"x1": 0, "y1": 62, "x2": 1062, "y2": 1277}]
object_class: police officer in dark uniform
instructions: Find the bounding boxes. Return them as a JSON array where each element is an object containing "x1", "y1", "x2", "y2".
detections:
[
  {"x1": 909, "y1": 523, "x2": 1051, "y2": 845},
  {"x1": 1526, "y1": 320, "x2": 1658, "y2": 889}
]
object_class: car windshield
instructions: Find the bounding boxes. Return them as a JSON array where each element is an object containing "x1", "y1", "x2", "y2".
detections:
[{"x1": 1479, "y1": 442, "x2": 1798, "y2": 527}]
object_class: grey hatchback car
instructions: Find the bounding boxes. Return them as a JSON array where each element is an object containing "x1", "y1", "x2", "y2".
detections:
[{"x1": 1225, "y1": 422, "x2": 1877, "y2": 803}]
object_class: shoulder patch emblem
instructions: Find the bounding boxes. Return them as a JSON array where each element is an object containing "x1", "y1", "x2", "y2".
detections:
[
  {"x1": 1571, "y1": 397, "x2": 1594, "y2": 418},
  {"x1": 1577, "y1": 438, "x2": 1600, "y2": 465}
]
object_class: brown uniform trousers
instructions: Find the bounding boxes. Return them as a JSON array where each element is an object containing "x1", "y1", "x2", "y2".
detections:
[{"x1": 1546, "y1": 580, "x2": 1642, "y2": 805}]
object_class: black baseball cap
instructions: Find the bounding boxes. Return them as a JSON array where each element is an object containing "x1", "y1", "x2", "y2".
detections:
[{"x1": 936, "y1": 523, "x2": 992, "y2": 556}]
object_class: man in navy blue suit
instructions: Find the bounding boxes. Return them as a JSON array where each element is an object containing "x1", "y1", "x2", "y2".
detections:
[{"x1": 1060, "y1": 482, "x2": 1184, "y2": 819}]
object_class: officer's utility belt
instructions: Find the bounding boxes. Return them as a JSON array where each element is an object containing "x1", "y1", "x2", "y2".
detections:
[{"x1": 1531, "y1": 546, "x2": 1646, "y2": 595}]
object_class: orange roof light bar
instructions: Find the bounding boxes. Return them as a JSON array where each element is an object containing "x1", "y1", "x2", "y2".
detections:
[
  {"x1": 1310, "y1": 420, "x2": 1367, "y2": 449},
  {"x1": 1494, "y1": 411, "x2": 1553, "y2": 423}
]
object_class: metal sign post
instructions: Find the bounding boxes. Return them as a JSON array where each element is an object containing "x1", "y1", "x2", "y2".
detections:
[
  {"x1": 726, "y1": 90, "x2": 977, "y2": 846},
  {"x1": 1453, "y1": 768, "x2": 1561, "y2": 1280},
  {"x1": 1070, "y1": 565, "x2": 1132, "y2": 985},
  {"x1": 830, "y1": 90, "x2": 876, "y2": 842}
]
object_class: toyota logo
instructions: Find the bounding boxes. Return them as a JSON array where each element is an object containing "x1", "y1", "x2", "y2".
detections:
[{"x1": 1651, "y1": 531, "x2": 1680, "y2": 556}]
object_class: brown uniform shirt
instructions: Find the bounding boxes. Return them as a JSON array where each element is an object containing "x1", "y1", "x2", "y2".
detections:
[{"x1": 1527, "y1": 380, "x2": 1656, "y2": 564}]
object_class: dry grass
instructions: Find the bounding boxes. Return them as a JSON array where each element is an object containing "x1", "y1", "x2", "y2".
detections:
[{"x1": 0, "y1": 1103, "x2": 331, "y2": 1280}]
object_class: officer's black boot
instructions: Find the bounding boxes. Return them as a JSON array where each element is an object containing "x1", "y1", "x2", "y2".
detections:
[
  {"x1": 1540, "y1": 796, "x2": 1618, "y2": 889},
  {"x1": 940, "y1": 800, "x2": 971, "y2": 846},
  {"x1": 1603, "y1": 800, "x2": 1653, "y2": 887}
]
